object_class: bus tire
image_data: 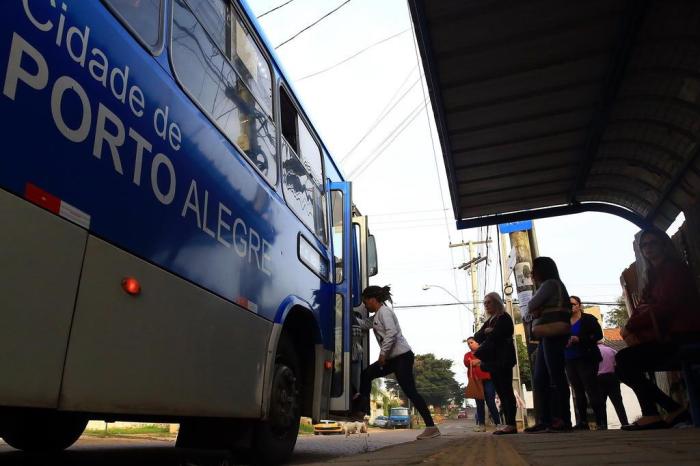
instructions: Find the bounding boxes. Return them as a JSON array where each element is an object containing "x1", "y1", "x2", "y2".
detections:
[
  {"x1": 253, "y1": 334, "x2": 301, "y2": 465},
  {"x1": 1, "y1": 409, "x2": 87, "y2": 452}
]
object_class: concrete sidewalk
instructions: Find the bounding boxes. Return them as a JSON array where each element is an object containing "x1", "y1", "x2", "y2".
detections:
[{"x1": 303, "y1": 420, "x2": 700, "y2": 465}]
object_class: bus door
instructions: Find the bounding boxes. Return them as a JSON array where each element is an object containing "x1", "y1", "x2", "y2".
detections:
[
  {"x1": 349, "y1": 215, "x2": 378, "y2": 398},
  {"x1": 329, "y1": 182, "x2": 353, "y2": 413}
]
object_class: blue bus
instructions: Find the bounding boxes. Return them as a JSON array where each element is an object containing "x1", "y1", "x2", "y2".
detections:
[{"x1": 0, "y1": 0, "x2": 377, "y2": 462}]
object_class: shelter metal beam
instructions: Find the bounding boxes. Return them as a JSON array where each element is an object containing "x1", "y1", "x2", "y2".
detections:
[{"x1": 570, "y1": 0, "x2": 648, "y2": 202}]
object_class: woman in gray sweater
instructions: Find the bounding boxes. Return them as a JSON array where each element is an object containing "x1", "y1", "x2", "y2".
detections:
[{"x1": 353, "y1": 285, "x2": 439, "y2": 440}]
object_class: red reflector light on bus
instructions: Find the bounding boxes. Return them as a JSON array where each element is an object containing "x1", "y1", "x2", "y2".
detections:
[
  {"x1": 121, "y1": 277, "x2": 141, "y2": 296},
  {"x1": 324, "y1": 360, "x2": 333, "y2": 370}
]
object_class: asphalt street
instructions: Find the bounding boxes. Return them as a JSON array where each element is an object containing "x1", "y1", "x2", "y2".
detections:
[{"x1": 0, "y1": 423, "x2": 437, "y2": 465}]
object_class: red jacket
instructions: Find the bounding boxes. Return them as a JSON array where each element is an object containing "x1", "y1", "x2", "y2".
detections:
[
  {"x1": 627, "y1": 260, "x2": 700, "y2": 339},
  {"x1": 464, "y1": 351, "x2": 490, "y2": 380}
]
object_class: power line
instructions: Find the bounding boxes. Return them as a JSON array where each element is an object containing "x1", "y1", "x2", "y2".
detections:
[
  {"x1": 347, "y1": 102, "x2": 425, "y2": 178},
  {"x1": 297, "y1": 29, "x2": 410, "y2": 81},
  {"x1": 257, "y1": 0, "x2": 297, "y2": 19},
  {"x1": 275, "y1": 0, "x2": 352, "y2": 49},
  {"x1": 339, "y1": 69, "x2": 419, "y2": 163}
]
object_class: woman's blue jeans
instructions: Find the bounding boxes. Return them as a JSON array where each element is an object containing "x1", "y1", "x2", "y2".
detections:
[
  {"x1": 475, "y1": 379, "x2": 500, "y2": 425},
  {"x1": 534, "y1": 334, "x2": 572, "y2": 426}
]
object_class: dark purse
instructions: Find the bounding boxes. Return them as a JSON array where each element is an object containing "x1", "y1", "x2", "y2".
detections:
[{"x1": 532, "y1": 281, "x2": 571, "y2": 338}]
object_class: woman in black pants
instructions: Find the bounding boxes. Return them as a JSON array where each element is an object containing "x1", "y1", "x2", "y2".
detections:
[
  {"x1": 354, "y1": 285, "x2": 440, "y2": 440},
  {"x1": 474, "y1": 292, "x2": 518, "y2": 435},
  {"x1": 617, "y1": 228, "x2": 700, "y2": 430},
  {"x1": 565, "y1": 296, "x2": 605, "y2": 430}
]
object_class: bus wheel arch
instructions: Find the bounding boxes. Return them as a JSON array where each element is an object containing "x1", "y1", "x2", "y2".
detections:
[{"x1": 277, "y1": 306, "x2": 319, "y2": 419}]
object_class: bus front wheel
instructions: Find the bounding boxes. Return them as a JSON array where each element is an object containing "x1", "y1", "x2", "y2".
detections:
[
  {"x1": 1, "y1": 409, "x2": 87, "y2": 452},
  {"x1": 253, "y1": 335, "x2": 301, "y2": 464}
]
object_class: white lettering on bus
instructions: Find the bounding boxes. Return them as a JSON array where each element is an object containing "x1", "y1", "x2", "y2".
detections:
[
  {"x1": 3, "y1": 33, "x2": 48, "y2": 100},
  {"x1": 52, "y1": 75, "x2": 91, "y2": 143},
  {"x1": 93, "y1": 103, "x2": 125, "y2": 174},
  {"x1": 181, "y1": 179, "x2": 202, "y2": 228},
  {"x1": 202, "y1": 189, "x2": 216, "y2": 239},
  {"x1": 5, "y1": 3, "x2": 275, "y2": 278},
  {"x1": 233, "y1": 218, "x2": 247, "y2": 258},
  {"x1": 217, "y1": 202, "x2": 232, "y2": 248},
  {"x1": 151, "y1": 153, "x2": 176, "y2": 205},
  {"x1": 128, "y1": 127, "x2": 151, "y2": 186}
]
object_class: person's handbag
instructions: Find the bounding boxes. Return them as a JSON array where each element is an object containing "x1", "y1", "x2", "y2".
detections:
[
  {"x1": 464, "y1": 367, "x2": 484, "y2": 400},
  {"x1": 531, "y1": 280, "x2": 572, "y2": 337},
  {"x1": 622, "y1": 303, "x2": 663, "y2": 346}
]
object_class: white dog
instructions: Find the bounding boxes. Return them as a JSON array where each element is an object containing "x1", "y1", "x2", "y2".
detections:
[{"x1": 343, "y1": 420, "x2": 368, "y2": 436}]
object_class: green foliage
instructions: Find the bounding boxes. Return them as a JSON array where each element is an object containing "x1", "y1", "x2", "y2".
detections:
[
  {"x1": 298, "y1": 423, "x2": 314, "y2": 435},
  {"x1": 382, "y1": 394, "x2": 401, "y2": 416},
  {"x1": 84, "y1": 424, "x2": 171, "y2": 437},
  {"x1": 383, "y1": 354, "x2": 463, "y2": 410},
  {"x1": 605, "y1": 296, "x2": 629, "y2": 328},
  {"x1": 515, "y1": 335, "x2": 532, "y2": 390},
  {"x1": 413, "y1": 353, "x2": 461, "y2": 409}
]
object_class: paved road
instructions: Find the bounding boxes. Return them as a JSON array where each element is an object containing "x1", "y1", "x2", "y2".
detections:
[{"x1": 0, "y1": 423, "x2": 444, "y2": 465}]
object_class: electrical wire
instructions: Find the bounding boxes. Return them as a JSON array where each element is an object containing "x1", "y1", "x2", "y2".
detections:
[
  {"x1": 297, "y1": 29, "x2": 410, "y2": 81},
  {"x1": 340, "y1": 69, "x2": 419, "y2": 163},
  {"x1": 275, "y1": 0, "x2": 353, "y2": 49},
  {"x1": 257, "y1": 0, "x2": 297, "y2": 19},
  {"x1": 347, "y1": 102, "x2": 425, "y2": 178}
]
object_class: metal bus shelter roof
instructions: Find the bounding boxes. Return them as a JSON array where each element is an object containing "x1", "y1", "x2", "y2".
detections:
[{"x1": 408, "y1": 0, "x2": 700, "y2": 230}]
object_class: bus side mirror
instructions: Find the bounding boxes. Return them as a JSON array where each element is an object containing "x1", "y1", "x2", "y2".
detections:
[{"x1": 368, "y1": 234, "x2": 378, "y2": 277}]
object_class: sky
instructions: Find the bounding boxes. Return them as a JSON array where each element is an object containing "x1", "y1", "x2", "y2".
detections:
[{"x1": 246, "y1": 0, "x2": 681, "y2": 383}]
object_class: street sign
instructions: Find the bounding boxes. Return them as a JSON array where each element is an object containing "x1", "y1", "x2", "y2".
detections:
[{"x1": 498, "y1": 220, "x2": 533, "y2": 234}]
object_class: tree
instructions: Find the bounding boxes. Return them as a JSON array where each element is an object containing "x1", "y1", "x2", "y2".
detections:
[
  {"x1": 515, "y1": 335, "x2": 531, "y2": 390},
  {"x1": 383, "y1": 354, "x2": 463, "y2": 410},
  {"x1": 605, "y1": 295, "x2": 629, "y2": 328},
  {"x1": 413, "y1": 353, "x2": 462, "y2": 409}
]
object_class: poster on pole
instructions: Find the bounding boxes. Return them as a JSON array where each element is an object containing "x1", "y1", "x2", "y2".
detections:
[{"x1": 517, "y1": 290, "x2": 533, "y2": 320}]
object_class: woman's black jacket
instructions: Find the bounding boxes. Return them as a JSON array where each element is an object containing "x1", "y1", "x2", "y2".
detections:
[{"x1": 474, "y1": 313, "x2": 516, "y2": 369}]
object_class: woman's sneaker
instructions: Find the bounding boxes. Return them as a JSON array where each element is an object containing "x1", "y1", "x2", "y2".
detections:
[
  {"x1": 416, "y1": 426, "x2": 441, "y2": 440},
  {"x1": 473, "y1": 424, "x2": 486, "y2": 432},
  {"x1": 493, "y1": 425, "x2": 518, "y2": 435}
]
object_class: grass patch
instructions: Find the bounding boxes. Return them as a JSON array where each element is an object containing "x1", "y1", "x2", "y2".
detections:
[
  {"x1": 84, "y1": 424, "x2": 171, "y2": 438},
  {"x1": 298, "y1": 423, "x2": 314, "y2": 435}
]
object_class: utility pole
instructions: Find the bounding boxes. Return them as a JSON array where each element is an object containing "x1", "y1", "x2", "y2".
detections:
[
  {"x1": 509, "y1": 231, "x2": 535, "y2": 352},
  {"x1": 450, "y1": 240, "x2": 490, "y2": 331},
  {"x1": 499, "y1": 232, "x2": 525, "y2": 430}
]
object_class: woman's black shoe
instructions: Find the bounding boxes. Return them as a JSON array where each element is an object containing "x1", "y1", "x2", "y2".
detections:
[
  {"x1": 621, "y1": 420, "x2": 669, "y2": 431},
  {"x1": 523, "y1": 423, "x2": 548, "y2": 434}
]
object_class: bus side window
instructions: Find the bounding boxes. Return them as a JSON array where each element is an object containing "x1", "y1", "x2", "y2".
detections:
[
  {"x1": 104, "y1": 0, "x2": 162, "y2": 48},
  {"x1": 171, "y1": 0, "x2": 278, "y2": 185},
  {"x1": 280, "y1": 89, "x2": 327, "y2": 243}
]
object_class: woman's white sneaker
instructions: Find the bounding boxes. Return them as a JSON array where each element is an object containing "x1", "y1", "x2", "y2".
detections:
[
  {"x1": 416, "y1": 426, "x2": 441, "y2": 440},
  {"x1": 473, "y1": 424, "x2": 486, "y2": 432}
]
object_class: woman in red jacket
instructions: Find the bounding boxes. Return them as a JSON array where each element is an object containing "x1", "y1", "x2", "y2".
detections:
[{"x1": 465, "y1": 337, "x2": 501, "y2": 431}]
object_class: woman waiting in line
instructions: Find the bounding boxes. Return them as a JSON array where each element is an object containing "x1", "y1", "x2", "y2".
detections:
[
  {"x1": 616, "y1": 228, "x2": 700, "y2": 430},
  {"x1": 353, "y1": 285, "x2": 440, "y2": 440},
  {"x1": 464, "y1": 337, "x2": 501, "y2": 432},
  {"x1": 524, "y1": 257, "x2": 573, "y2": 433},
  {"x1": 565, "y1": 295, "x2": 606, "y2": 430},
  {"x1": 473, "y1": 292, "x2": 518, "y2": 435}
]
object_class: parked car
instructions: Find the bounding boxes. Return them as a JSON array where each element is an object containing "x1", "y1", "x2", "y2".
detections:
[
  {"x1": 373, "y1": 415, "x2": 390, "y2": 428},
  {"x1": 313, "y1": 420, "x2": 343, "y2": 435},
  {"x1": 388, "y1": 407, "x2": 411, "y2": 428}
]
